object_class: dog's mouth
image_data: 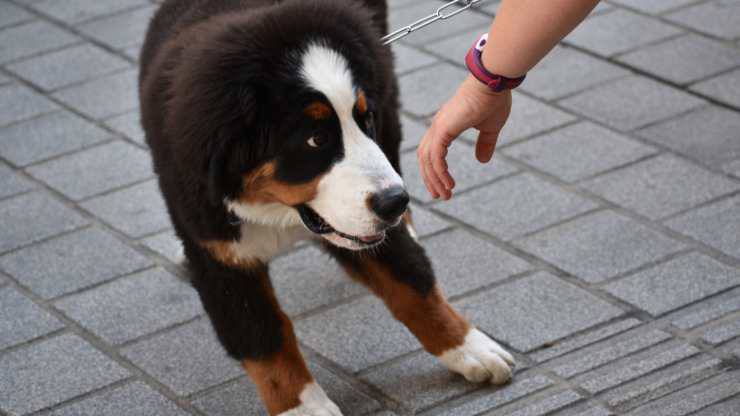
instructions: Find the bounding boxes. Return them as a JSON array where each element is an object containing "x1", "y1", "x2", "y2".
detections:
[{"x1": 296, "y1": 205, "x2": 385, "y2": 246}]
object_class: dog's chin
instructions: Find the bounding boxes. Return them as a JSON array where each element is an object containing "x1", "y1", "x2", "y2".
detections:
[
  {"x1": 296, "y1": 205, "x2": 386, "y2": 251},
  {"x1": 320, "y1": 231, "x2": 385, "y2": 250}
]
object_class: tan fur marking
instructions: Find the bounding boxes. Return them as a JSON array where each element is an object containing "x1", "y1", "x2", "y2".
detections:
[
  {"x1": 356, "y1": 89, "x2": 368, "y2": 114},
  {"x1": 240, "y1": 161, "x2": 322, "y2": 206},
  {"x1": 304, "y1": 101, "x2": 333, "y2": 120},
  {"x1": 200, "y1": 240, "x2": 260, "y2": 269},
  {"x1": 344, "y1": 258, "x2": 469, "y2": 356}
]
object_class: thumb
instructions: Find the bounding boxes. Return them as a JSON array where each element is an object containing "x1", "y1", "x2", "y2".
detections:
[{"x1": 475, "y1": 130, "x2": 500, "y2": 163}]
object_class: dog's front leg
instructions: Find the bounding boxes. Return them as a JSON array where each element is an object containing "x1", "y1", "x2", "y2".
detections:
[
  {"x1": 191, "y1": 251, "x2": 342, "y2": 416},
  {"x1": 326, "y1": 224, "x2": 514, "y2": 384}
]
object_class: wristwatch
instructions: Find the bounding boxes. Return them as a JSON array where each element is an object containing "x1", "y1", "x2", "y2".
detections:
[{"x1": 465, "y1": 33, "x2": 526, "y2": 92}]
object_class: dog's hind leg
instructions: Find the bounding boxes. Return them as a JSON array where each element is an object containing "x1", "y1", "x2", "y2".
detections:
[{"x1": 325, "y1": 224, "x2": 514, "y2": 385}]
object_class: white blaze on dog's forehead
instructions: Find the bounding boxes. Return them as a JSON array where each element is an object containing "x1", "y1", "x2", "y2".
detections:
[{"x1": 300, "y1": 43, "x2": 355, "y2": 117}]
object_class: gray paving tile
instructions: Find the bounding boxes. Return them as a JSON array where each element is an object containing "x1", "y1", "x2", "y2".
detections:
[
  {"x1": 0, "y1": 162, "x2": 33, "y2": 199},
  {"x1": 565, "y1": 9, "x2": 683, "y2": 56},
  {"x1": 490, "y1": 389, "x2": 583, "y2": 416},
  {"x1": 517, "y1": 210, "x2": 684, "y2": 283},
  {"x1": 618, "y1": 34, "x2": 740, "y2": 85},
  {"x1": 0, "y1": 72, "x2": 9, "y2": 85},
  {"x1": 81, "y1": 180, "x2": 171, "y2": 238},
  {"x1": 392, "y1": 43, "x2": 438, "y2": 75},
  {"x1": 423, "y1": 229, "x2": 531, "y2": 297},
  {"x1": 604, "y1": 252, "x2": 740, "y2": 316},
  {"x1": 723, "y1": 158, "x2": 740, "y2": 177},
  {"x1": 0, "y1": 111, "x2": 113, "y2": 166},
  {"x1": 0, "y1": 0, "x2": 32, "y2": 28},
  {"x1": 27, "y1": 141, "x2": 153, "y2": 200},
  {"x1": 271, "y1": 246, "x2": 367, "y2": 317},
  {"x1": 141, "y1": 230, "x2": 183, "y2": 263},
  {"x1": 520, "y1": 46, "x2": 630, "y2": 100},
  {"x1": 638, "y1": 106, "x2": 740, "y2": 167},
  {"x1": 387, "y1": 2, "x2": 490, "y2": 46},
  {"x1": 691, "y1": 68, "x2": 740, "y2": 108},
  {"x1": 408, "y1": 204, "x2": 450, "y2": 237},
  {"x1": 0, "y1": 20, "x2": 78, "y2": 64},
  {"x1": 669, "y1": 287, "x2": 740, "y2": 329},
  {"x1": 0, "y1": 227, "x2": 152, "y2": 299},
  {"x1": 0, "y1": 334, "x2": 129, "y2": 415},
  {"x1": 399, "y1": 62, "x2": 467, "y2": 117},
  {"x1": 608, "y1": 0, "x2": 699, "y2": 14},
  {"x1": 55, "y1": 267, "x2": 201, "y2": 345},
  {"x1": 123, "y1": 43, "x2": 142, "y2": 61},
  {"x1": 47, "y1": 381, "x2": 187, "y2": 416},
  {"x1": 6, "y1": 44, "x2": 130, "y2": 91},
  {"x1": 499, "y1": 92, "x2": 577, "y2": 145},
  {"x1": 401, "y1": 142, "x2": 518, "y2": 203},
  {"x1": 0, "y1": 192, "x2": 87, "y2": 253},
  {"x1": 581, "y1": 154, "x2": 740, "y2": 219},
  {"x1": 457, "y1": 272, "x2": 624, "y2": 352},
  {"x1": 194, "y1": 362, "x2": 380, "y2": 416},
  {"x1": 701, "y1": 316, "x2": 740, "y2": 344},
  {"x1": 105, "y1": 111, "x2": 145, "y2": 144},
  {"x1": 30, "y1": 0, "x2": 149, "y2": 24},
  {"x1": 296, "y1": 296, "x2": 420, "y2": 372},
  {"x1": 530, "y1": 318, "x2": 642, "y2": 363},
  {"x1": 437, "y1": 173, "x2": 598, "y2": 241},
  {"x1": 122, "y1": 318, "x2": 243, "y2": 396},
  {"x1": 555, "y1": 405, "x2": 612, "y2": 416},
  {"x1": 0, "y1": 83, "x2": 58, "y2": 126},
  {"x1": 53, "y1": 69, "x2": 138, "y2": 119},
  {"x1": 504, "y1": 122, "x2": 657, "y2": 182},
  {"x1": 666, "y1": 0, "x2": 740, "y2": 40},
  {"x1": 0, "y1": 286, "x2": 63, "y2": 350},
  {"x1": 666, "y1": 194, "x2": 740, "y2": 259},
  {"x1": 423, "y1": 26, "x2": 487, "y2": 65},
  {"x1": 399, "y1": 114, "x2": 427, "y2": 152},
  {"x1": 559, "y1": 76, "x2": 706, "y2": 132},
  {"x1": 78, "y1": 6, "x2": 157, "y2": 49},
  {"x1": 690, "y1": 395, "x2": 740, "y2": 416}
]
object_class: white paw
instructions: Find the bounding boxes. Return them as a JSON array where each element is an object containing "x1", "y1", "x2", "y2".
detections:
[
  {"x1": 278, "y1": 382, "x2": 343, "y2": 416},
  {"x1": 438, "y1": 328, "x2": 515, "y2": 385}
]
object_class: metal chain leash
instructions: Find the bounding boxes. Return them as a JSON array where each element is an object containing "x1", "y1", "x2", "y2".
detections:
[{"x1": 381, "y1": 0, "x2": 487, "y2": 45}]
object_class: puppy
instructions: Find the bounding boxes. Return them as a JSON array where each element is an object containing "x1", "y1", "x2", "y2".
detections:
[{"x1": 140, "y1": 0, "x2": 514, "y2": 414}]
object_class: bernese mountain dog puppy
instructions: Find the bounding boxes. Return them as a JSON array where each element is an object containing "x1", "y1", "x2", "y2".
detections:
[{"x1": 140, "y1": 0, "x2": 514, "y2": 414}]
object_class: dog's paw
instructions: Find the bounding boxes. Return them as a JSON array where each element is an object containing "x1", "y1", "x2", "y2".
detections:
[
  {"x1": 438, "y1": 328, "x2": 515, "y2": 385},
  {"x1": 278, "y1": 382, "x2": 343, "y2": 416}
]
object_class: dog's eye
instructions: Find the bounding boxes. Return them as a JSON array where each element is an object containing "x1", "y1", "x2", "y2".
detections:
[{"x1": 307, "y1": 136, "x2": 327, "y2": 148}]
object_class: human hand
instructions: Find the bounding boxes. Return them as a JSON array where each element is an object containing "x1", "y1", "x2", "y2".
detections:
[{"x1": 417, "y1": 75, "x2": 512, "y2": 200}]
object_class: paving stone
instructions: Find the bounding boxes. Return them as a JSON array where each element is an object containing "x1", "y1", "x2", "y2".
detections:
[
  {"x1": 122, "y1": 318, "x2": 243, "y2": 396},
  {"x1": 53, "y1": 69, "x2": 138, "y2": 119},
  {"x1": 0, "y1": 72, "x2": 9, "y2": 85},
  {"x1": 0, "y1": 20, "x2": 78, "y2": 64},
  {"x1": 408, "y1": 204, "x2": 450, "y2": 237},
  {"x1": 559, "y1": 76, "x2": 706, "y2": 132},
  {"x1": 666, "y1": 0, "x2": 740, "y2": 40},
  {"x1": 499, "y1": 92, "x2": 577, "y2": 145},
  {"x1": 0, "y1": 163, "x2": 33, "y2": 199},
  {"x1": 531, "y1": 318, "x2": 642, "y2": 363},
  {"x1": 722, "y1": 158, "x2": 740, "y2": 177},
  {"x1": 547, "y1": 326, "x2": 672, "y2": 378},
  {"x1": 437, "y1": 173, "x2": 598, "y2": 241},
  {"x1": 399, "y1": 114, "x2": 427, "y2": 152},
  {"x1": 691, "y1": 395, "x2": 740, "y2": 416},
  {"x1": 702, "y1": 316, "x2": 740, "y2": 344},
  {"x1": 78, "y1": 6, "x2": 157, "y2": 49},
  {"x1": 604, "y1": 252, "x2": 740, "y2": 316},
  {"x1": 581, "y1": 154, "x2": 740, "y2": 219},
  {"x1": 0, "y1": 286, "x2": 63, "y2": 350},
  {"x1": 691, "y1": 68, "x2": 740, "y2": 108},
  {"x1": 457, "y1": 272, "x2": 623, "y2": 352},
  {"x1": 392, "y1": 43, "x2": 438, "y2": 75},
  {"x1": 6, "y1": 44, "x2": 130, "y2": 91},
  {"x1": 638, "y1": 106, "x2": 740, "y2": 167},
  {"x1": 424, "y1": 26, "x2": 488, "y2": 65},
  {"x1": 432, "y1": 374, "x2": 553, "y2": 416},
  {"x1": 141, "y1": 230, "x2": 184, "y2": 264},
  {"x1": 0, "y1": 1, "x2": 32, "y2": 28},
  {"x1": 0, "y1": 192, "x2": 87, "y2": 253},
  {"x1": 399, "y1": 62, "x2": 467, "y2": 117},
  {"x1": 504, "y1": 122, "x2": 657, "y2": 183},
  {"x1": 608, "y1": 0, "x2": 698, "y2": 13},
  {"x1": 123, "y1": 43, "x2": 142, "y2": 61},
  {"x1": 490, "y1": 389, "x2": 583, "y2": 416},
  {"x1": 565, "y1": 9, "x2": 683, "y2": 57},
  {"x1": 401, "y1": 143, "x2": 518, "y2": 203},
  {"x1": 422, "y1": 229, "x2": 531, "y2": 297},
  {"x1": 105, "y1": 111, "x2": 146, "y2": 144},
  {"x1": 520, "y1": 46, "x2": 630, "y2": 100},
  {"x1": 296, "y1": 296, "x2": 420, "y2": 372},
  {"x1": 666, "y1": 194, "x2": 740, "y2": 259},
  {"x1": 81, "y1": 180, "x2": 171, "y2": 238},
  {"x1": 0, "y1": 111, "x2": 113, "y2": 166},
  {"x1": 669, "y1": 287, "x2": 740, "y2": 329},
  {"x1": 0, "y1": 227, "x2": 152, "y2": 299},
  {"x1": 387, "y1": 2, "x2": 490, "y2": 46},
  {"x1": 271, "y1": 246, "x2": 367, "y2": 317},
  {"x1": 47, "y1": 381, "x2": 187, "y2": 416},
  {"x1": 30, "y1": 0, "x2": 149, "y2": 24},
  {"x1": 554, "y1": 405, "x2": 612, "y2": 416},
  {"x1": 194, "y1": 361, "x2": 380, "y2": 416},
  {"x1": 601, "y1": 354, "x2": 722, "y2": 412},
  {"x1": 624, "y1": 371, "x2": 740, "y2": 416},
  {"x1": 0, "y1": 334, "x2": 129, "y2": 415},
  {"x1": 618, "y1": 35, "x2": 740, "y2": 85},
  {"x1": 0, "y1": 83, "x2": 58, "y2": 126},
  {"x1": 56, "y1": 267, "x2": 201, "y2": 345},
  {"x1": 518, "y1": 210, "x2": 684, "y2": 283}
]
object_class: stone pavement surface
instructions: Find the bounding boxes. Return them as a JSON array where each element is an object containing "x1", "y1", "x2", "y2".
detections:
[{"x1": 1, "y1": 0, "x2": 739, "y2": 415}]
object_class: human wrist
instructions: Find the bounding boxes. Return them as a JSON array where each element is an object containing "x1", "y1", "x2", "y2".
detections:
[{"x1": 465, "y1": 34, "x2": 526, "y2": 92}]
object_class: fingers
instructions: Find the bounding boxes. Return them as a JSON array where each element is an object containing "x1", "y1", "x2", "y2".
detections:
[
  {"x1": 475, "y1": 130, "x2": 500, "y2": 163},
  {"x1": 418, "y1": 122, "x2": 456, "y2": 200}
]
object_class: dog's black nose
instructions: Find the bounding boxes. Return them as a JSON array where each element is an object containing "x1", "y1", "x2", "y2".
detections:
[{"x1": 369, "y1": 186, "x2": 409, "y2": 222}]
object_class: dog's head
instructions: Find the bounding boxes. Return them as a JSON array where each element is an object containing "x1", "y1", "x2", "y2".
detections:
[{"x1": 166, "y1": 0, "x2": 406, "y2": 250}]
